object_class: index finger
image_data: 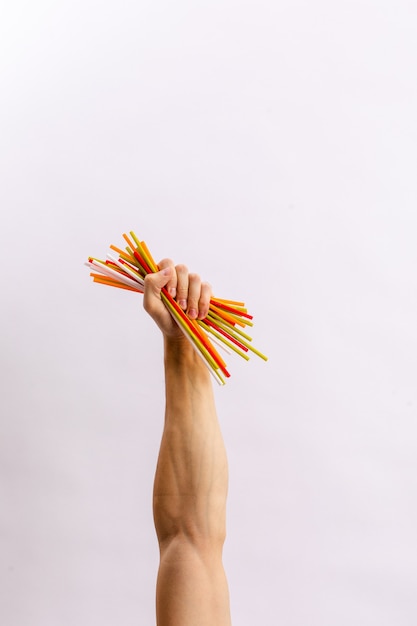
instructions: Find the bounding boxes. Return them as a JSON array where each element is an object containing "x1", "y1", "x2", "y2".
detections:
[{"x1": 158, "y1": 258, "x2": 177, "y2": 298}]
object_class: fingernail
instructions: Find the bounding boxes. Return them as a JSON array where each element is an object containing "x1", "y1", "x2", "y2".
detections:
[
  {"x1": 162, "y1": 267, "x2": 171, "y2": 276},
  {"x1": 179, "y1": 299, "x2": 187, "y2": 309},
  {"x1": 188, "y1": 308, "x2": 197, "y2": 319},
  {"x1": 169, "y1": 287, "x2": 176, "y2": 297}
]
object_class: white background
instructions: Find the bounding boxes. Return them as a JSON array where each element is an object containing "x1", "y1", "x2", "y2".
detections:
[{"x1": 1, "y1": 1, "x2": 416, "y2": 624}]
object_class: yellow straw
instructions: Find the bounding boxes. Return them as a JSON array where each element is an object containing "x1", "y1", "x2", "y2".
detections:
[
  {"x1": 210, "y1": 303, "x2": 252, "y2": 328},
  {"x1": 207, "y1": 311, "x2": 253, "y2": 342},
  {"x1": 209, "y1": 315, "x2": 268, "y2": 361},
  {"x1": 188, "y1": 318, "x2": 228, "y2": 370},
  {"x1": 141, "y1": 240, "x2": 159, "y2": 272},
  {"x1": 130, "y1": 232, "x2": 158, "y2": 273},
  {"x1": 213, "y1": 298, "x2": 246, "y2": 307},
  {"x1": 110, "y1": 244, "x2": 141, "y2": 268},
  {"x1": 161, "y1": 293, "x2": 222, "y2": 374},
  {"x1": 198, "y1": 320, "x2": 250, "y2": 361}
]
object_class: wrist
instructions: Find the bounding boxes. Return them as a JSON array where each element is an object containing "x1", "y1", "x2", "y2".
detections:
[
  {"x1": 164, "y1": 334, "x2": 197, "y2": 363},
  {"x1": 163, "y1": 335, "x2": 211, "y2": 382}
]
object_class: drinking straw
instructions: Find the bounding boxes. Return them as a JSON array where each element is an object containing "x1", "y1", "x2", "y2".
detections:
[
  {"x1": 211, "y1": 299, "x2": 253, "y2": 319},
  {"x1": 161, "y1": 289, "x2": 230, "y2": 378},
  {"x1": 109, "y1": 244, "x2": 140, "y2": 267},
  {"x1": 87, "y1": 259, "x2": 140, "y2": 290},
  {"x1": 106, "y1": 253, "x2": 145, "y2": 286},
  {"x1": 89, "y1": 273, "x2": 141, "y2": 292},
  {"x1": 207, "y1": 310, "x2": 253, "y2": 341},
  {"x1": 87, "y1": 230, "x2": 267, "y2": 383},
  {"x1": 201, "y1": 318, "x2": 249, "y2": 353},
  {"x1": 199, "y1": 320, "x2": 251, "y2": 361}
]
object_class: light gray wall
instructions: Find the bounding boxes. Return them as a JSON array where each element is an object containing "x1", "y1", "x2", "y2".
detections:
[{"x1": 1, "y1": 1, "x2": 416, "y2": 624}]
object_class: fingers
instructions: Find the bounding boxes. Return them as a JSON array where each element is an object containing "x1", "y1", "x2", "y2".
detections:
[
  {"x1": 186, "y1": 273, "x2": 201, "y2": 319},
  {"x1": 142, "y1": 260, "x2": 211, "y2": 338},
  {"x1": 197, "y1": 280, "x2": 212, "y2": 320},
  {"x1": 175, "y1": 264, "x2": 189, "y2": 311},
  {"x1": 146, "y1": 261, "x2": 211, "y2": 320},
  {"x1": 158, "y1": 258, "x2": 177, "y2": 298},
  {"x1": 174, "y1": 265, "x2": 212, "y2": 320},
  {"x1": 187, "y1": 274, "x2": 212, "y2": 320}
]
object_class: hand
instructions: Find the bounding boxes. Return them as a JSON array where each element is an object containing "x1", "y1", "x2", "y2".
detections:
[{"x1": 143, "y1": 259, "x2": 212, "y2": 338}]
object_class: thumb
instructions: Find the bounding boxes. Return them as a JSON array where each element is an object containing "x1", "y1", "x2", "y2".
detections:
[
  {"x1": 149, "y1": 266, "x2": 172, "y2": 292},
  {"x1": 143, "y1": 266, "x2": 172, "y2": 301}
]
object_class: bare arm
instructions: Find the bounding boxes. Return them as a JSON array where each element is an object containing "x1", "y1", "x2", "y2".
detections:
[{"x1": 143, "y1": 261, "x2": 232, "y2": 626}]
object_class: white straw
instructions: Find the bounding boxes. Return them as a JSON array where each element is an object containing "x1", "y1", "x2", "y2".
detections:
[
  {"x1": 88, "y1": 259, "x2": 142, "y2": 291},
  {"x1": 106, "y1": 253, "x2": 145, "y2": 286}
]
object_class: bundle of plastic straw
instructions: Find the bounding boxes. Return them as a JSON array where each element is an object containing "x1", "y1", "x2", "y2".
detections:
[{"x1": 86, "y1": 230, "x2": 267, "y2": 385}]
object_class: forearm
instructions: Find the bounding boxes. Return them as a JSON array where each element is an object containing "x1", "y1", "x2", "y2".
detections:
[
  {"x1": 144, "y1": 263, "x2": 232, "y2": 624},
  {"x1": 164, "y1": 336, "x2": 214, "y2": 418},
  {"x1": 153, "y1": 336, "x2": 228, "y2": 544}
]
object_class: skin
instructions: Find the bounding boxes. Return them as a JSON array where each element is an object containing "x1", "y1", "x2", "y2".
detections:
[{"x1": 143, "y1": 260, "x2": 232, "y2": 626}]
